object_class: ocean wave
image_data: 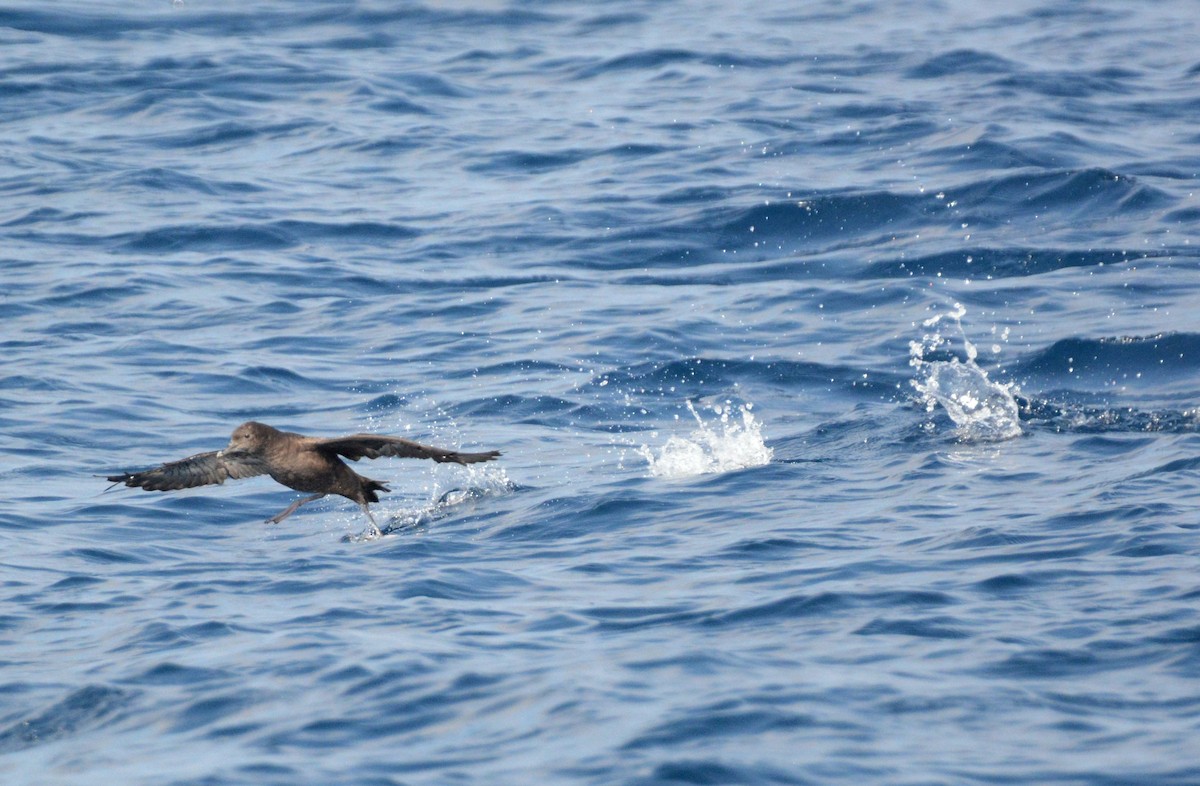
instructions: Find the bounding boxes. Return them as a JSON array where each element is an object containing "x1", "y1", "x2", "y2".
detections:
[
  {"x1": 0, "y1": 685, "x2": 132, "y2": 754},
  {"x1": 1012, "y1": 333, "x2": 1200, "y2": 383},
  {"x1": 5, "y1": 0, "x2": 1200, "y2": 783}
]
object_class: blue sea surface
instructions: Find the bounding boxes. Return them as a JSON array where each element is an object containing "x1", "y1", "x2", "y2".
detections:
[{"x1": 3, "y1": 1, "x2": 1200, "y2": 783}]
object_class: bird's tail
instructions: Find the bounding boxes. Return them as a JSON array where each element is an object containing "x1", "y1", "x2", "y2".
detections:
[{"x1": 362, "y1": 478, "x2": 391, "y2": 503}]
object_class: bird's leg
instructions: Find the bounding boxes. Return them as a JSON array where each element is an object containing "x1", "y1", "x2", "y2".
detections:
[
  {"x1": 360, "y1": 503, "x2": 383, "y2": 538},
  {"x1": 266, "y1": 493, "x2": 326, "y2": 524}
]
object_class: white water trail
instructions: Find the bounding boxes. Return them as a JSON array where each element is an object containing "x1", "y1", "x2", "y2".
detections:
[{"x1": 910, "y1": 303, "x2": 1022, "y2": 442}]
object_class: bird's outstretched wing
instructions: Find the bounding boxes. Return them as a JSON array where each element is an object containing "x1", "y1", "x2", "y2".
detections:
[
  {"x1": 106, "y1": 450, "x2": 269, "y2": 492},
  {"x1": 316, "y1": 435, "x2": 501, "y2": 465}
]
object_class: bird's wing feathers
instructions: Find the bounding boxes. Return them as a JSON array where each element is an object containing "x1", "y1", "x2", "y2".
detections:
[
  {"x1": 316, "y1": 434, "x2": 501, "y2": 465},
  {"x1": 106, "y1": 450, "x2": 269, "y2": 492}
]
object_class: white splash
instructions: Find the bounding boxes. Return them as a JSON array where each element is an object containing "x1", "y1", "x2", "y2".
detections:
[
  {"x1": 392, "y1": 464, "x2": 514, "y2": 529},
  {"x1": 910, "y1": 303, "x2": 1022, "y2": 442},
  {"x1": 333, "y1": 465, "x2": 516, "y2": 541},
  {"x1": 638, "y1": 400, "x2": 773, "y2": 478}
]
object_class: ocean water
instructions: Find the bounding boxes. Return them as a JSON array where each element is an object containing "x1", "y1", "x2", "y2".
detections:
[{"x1": 3, "y1": 0, "x2": 1200, "y2": 783}]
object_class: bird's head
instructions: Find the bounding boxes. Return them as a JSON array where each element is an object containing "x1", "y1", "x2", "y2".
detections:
[{"x1": 220, "y1": 421, "x2": 273, "y2": 456}]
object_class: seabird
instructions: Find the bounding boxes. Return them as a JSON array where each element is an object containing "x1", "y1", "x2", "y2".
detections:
[{"x1": 106, "y1": 421, "x2": 501, "y2": 537}]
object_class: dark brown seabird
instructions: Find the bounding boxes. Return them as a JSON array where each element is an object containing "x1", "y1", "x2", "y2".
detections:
[{"x1": 106, "y1": 421, "x2": 501, "y2": 537}]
